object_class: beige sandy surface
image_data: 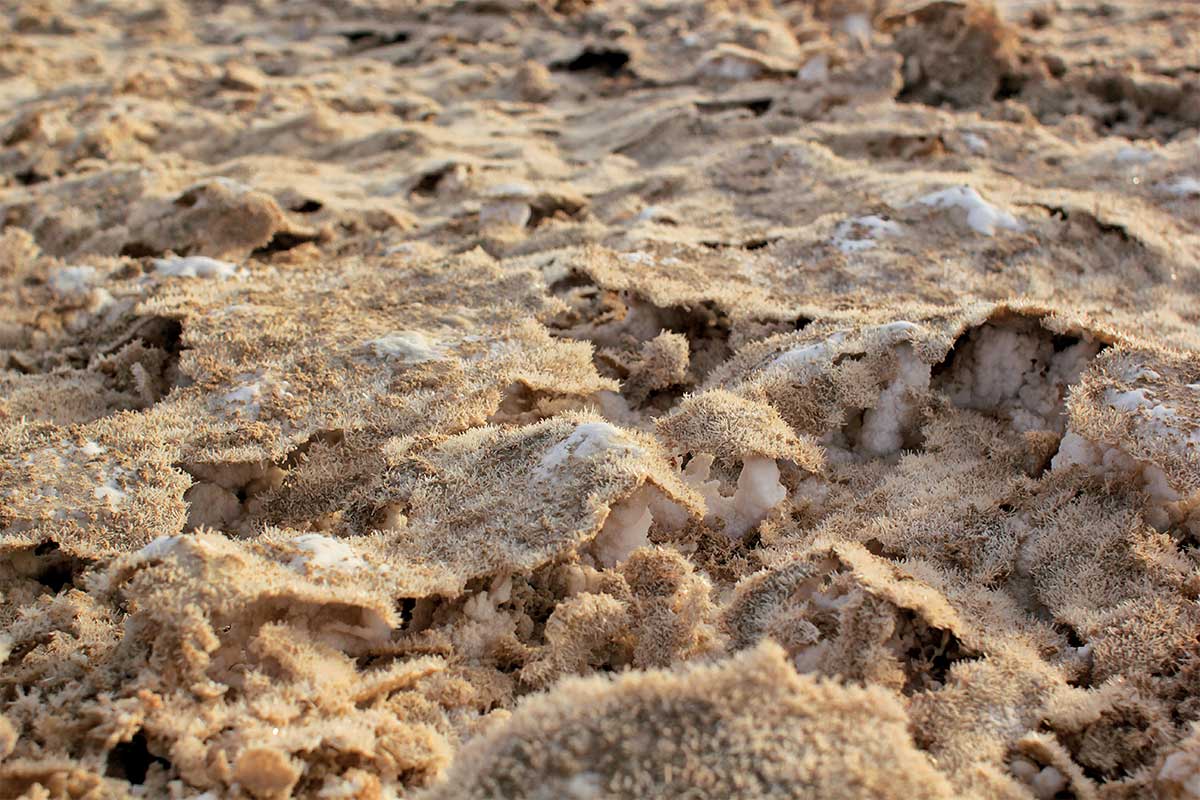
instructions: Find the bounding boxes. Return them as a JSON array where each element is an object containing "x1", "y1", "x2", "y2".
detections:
[{"x1": 2, "y1": 0, "x2": 1200, "y2": 797}]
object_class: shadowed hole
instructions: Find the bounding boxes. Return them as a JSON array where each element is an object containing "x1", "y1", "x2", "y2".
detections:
[
  {"x1": 251, "y1": 231, "x2": 318, "y2": 257},
  {"x1": 553, "y1": 49, "x2": 629, "y2": 76},
  {"x1": 106, "y1": 732, "x2": 170, "y2": 785}
]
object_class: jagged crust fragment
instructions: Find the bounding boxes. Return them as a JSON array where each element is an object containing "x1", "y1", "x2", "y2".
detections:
[
  {"x1": 374, "y1": 413, "x2": 704, "y2": 596},
  {"x1": 656, "y1": 389, "x2": 824, "y2": 473},
  {"x1": 421, "y1": 641, "x2": 956, "y2": 800}
]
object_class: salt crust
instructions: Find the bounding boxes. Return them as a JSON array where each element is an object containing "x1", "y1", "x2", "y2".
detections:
[
  {"x1": 917, "y1": 185, "x2": 1022, "y2": 235},
  {"x1": 4, "y1": 2, "x2": 1200, "y2": 798},
  {"x1": 153, "y1": 255, "x2": 240, "y2": 279}
]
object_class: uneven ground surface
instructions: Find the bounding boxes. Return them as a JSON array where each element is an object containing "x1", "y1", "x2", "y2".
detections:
[{"x1": 2, "y1": 0, "x2": 1200, "y2": 797}]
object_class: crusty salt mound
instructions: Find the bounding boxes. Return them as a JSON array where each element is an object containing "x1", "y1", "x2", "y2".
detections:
[{"x1": 3, "y1": 0, "x2": 1200, "y2": 798}]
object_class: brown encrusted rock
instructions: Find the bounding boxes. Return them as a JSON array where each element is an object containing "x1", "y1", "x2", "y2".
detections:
[
  {"x1": 233, "y1": 747, "x2": 301, "y2": 799},
  {"x1": 124, "y1": 178, "x2": 299, "y2": 260},
  {"x1": 515, "y1": 60, "x2": 555, "y2": 102},
  {"x1": 886, "y1": 1, "x2": 1027, "y2": 108}
]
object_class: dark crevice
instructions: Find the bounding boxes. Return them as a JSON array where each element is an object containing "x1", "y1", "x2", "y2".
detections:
[
  {"x1": 119, "y1": 241, "x2": 165, "y2": 259},
  {"x1": 839, "y1": 407, "x2": 867, "y2": 449},
  {"x1": 489, "y1": 382, "x2": 549, "y2": 424},
  {"x1": 639, "y1": 384, "x2": 691, "y2": 414},
  {"x1": 29, "y1": 540, "x2": 90, "y2": 594},
  {"x1": 397, "y1": 597, "x2": 418, "y2": 630},
  {"x1": 1095, "y1": 219, "x2": 1133, "y2": 243},
  {"x1": 412, "y1": 173, "x2": 443, "y2": 196},
  {"x1": 411, "y1": 165, "x2": 456, "y2": 197},
  {"x1": 251, "y1": 231, "x2": 318, "y2": 257},
  {"x1": 2, "y1": 633, "x2": 51, "y2": 667},
  {"x1": 1029, "y1": 7, "x2": 1053, "y2": 29},
  {"x1": 993, "y1": 73, "x2": 1026, "y2": 101},
  {"x1": 1063, "y1": 625, "x2": 1086, "y2": 649},
  {"x1": 696, "y1": 97, "x2": 774, "y2": 116},
  {"x1": 527, "y1": 195, "x2": 588, "y2": 228},
  {"x1": 7, "y1": 311, "x2": 189, "y2": 414},
  {"x1": 659, "y1": 300, "x2": 732, "y2": 383},
  {"x1": 33, "y1": 540, "x2": 59, "y2": 556},
  {"x1": 1075, "y1": 760, "x2": 1110, "y2": 788},
  {"x1": 547, "y1": 269, "x2": 593, "y2": 295},
  {"x1": 14, "y1": 168, "x2": 47, "y2": 186},
  {"x1": 862, "y1": 537, "x2": 904, "y2": 560},
  {"x1": 106, "y1": 732, "x2": 171, "y2": 785},
  {"x1": 743, "y1": 98, "x2": 774, "y2": 116},
  {"x1": 290, "y1": 199, "x2": 323, "y2": 213},
  {"x1": 340, "y1": 29, "x2": 410, "y2": 52},
  {"x1": 895, "y1": 611, "x2": 983, "y2": 696},
  {"x1": 36, "y1": 560, "x2": 78, "y2": 593},
  {"x1": 700, "y1": 237, "x2": 779, "y2": 251},
  {"x1": 35, "y1": 540, "x2": 86, "y2": 585},
  {"x1": 131, "y1": 316, "x2": 184, "y2": 356},
  {"x1": 929, "y1": 332, "x2": 963, "y2": 383},
  {"x1": 552, "y1": 49, "x2": 630, "y2": 76},
  {"x1": 1051, "y1": 334, "x2": 1080, "y2": 353}
]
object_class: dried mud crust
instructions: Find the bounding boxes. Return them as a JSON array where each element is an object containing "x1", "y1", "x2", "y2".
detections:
[{"x1": 2, "y1": 0, "x2": 1200, "y2": 798}]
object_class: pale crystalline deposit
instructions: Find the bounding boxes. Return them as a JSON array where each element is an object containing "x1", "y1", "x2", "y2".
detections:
[
  {"x1": 917, "y1": 185, "x2": 1022, "y2": 235},
  {"x1": 153, "y1": 255, "x2": 240, "y2": 279}
]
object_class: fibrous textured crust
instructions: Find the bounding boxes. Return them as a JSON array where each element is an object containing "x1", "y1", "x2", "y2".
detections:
[
  {"x1": 425, "y1": 641, "x2": 956, "y2": 800},
  {"x1": 3, "y1": 0, "x2": 1200, "y2": 798}
]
